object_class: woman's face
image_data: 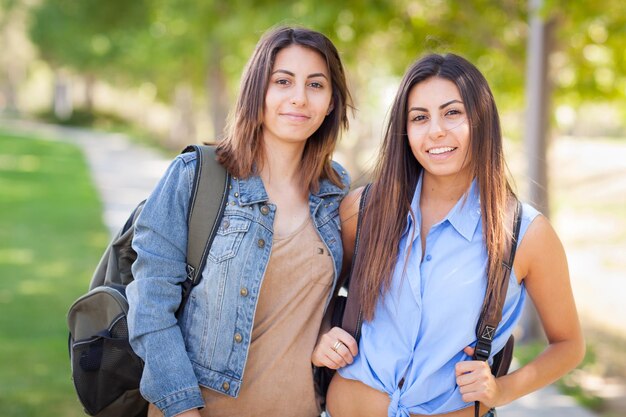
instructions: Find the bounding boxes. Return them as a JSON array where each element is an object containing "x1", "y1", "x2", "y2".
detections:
[
  {"x1": 262, "y1": 45, "x2": 333, "y2": 148},
  {"x1": 406, "y1": 77, "x2": 471, "y2": 182}
]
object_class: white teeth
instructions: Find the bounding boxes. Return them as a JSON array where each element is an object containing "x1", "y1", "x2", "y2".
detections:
[{"x1": 428, "y1": 147, "x2": 455, "y2": 155}]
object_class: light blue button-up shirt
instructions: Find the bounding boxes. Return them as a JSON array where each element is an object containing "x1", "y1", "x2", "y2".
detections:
[{"x1": 339, "y1": 174, "x2": 539, "y2": 416}]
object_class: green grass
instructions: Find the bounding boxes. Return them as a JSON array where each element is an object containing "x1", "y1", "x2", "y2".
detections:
[{"x1": 0, "y1": 133, "x2": 109, "y2": 416}]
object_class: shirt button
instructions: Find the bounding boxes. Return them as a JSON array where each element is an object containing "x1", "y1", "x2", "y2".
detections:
[
  {"x1": 234, "y1": 333, "x2": 243, "y2": 343},
  {"x1": 260, "y1": 205, "x2": 270, "y2": 215},
  {"x1": 222, "y1": 219, "x2": 230, "y2": 229},
  {"x1": 240, "y1": 287, "x2": 248, "y2": 297},
  {"x1": 257, "y1": 239, "x2": 265, "y2": 248},
  {"x1": 425, "y1": 254, "x2": 432, "y2": 261},
  {"x1": 222, "y1": 382, "x2": 230, "y2": 391}
]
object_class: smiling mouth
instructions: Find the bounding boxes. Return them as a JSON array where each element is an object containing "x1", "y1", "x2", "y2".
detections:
[
  {"x1": 281, "y1": 112, "x2": 310, "y2": 120},
  {"x1": 428, "y1": 146, "x2": 457, "y2": 155}
]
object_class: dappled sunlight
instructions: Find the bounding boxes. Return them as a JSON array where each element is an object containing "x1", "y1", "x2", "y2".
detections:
[
  {"x1": 0, "y1": 248, "x2": 34, "y2": 265},
  {"x1": 17, "y1": 279, "x2": 57, "y2": 296},
  {"x1": 33, "y1": 260, "x2": 71, "y2": 281},
  {"x1": 0, "y1": 154, "x2": 42, "y2": 172}
]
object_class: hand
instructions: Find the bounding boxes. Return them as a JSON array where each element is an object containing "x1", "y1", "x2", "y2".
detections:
[
  {"x1": 455, "y1": 346, "x2": 502, "y2": 408},
  {"x1": 312, "y1": 326, "x2": 358, "y2": 369}
]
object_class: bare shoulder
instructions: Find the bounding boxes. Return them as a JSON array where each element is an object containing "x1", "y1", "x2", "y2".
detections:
[
  {"x1": 514, "y1": 214, "x2": 566, "y2": 282},
  {"x1": 339, "y1": 186, "x2": 366, "y2": 255},
  {"x1": 340, "y1": 187, "x2": 365, "y2": 223}
]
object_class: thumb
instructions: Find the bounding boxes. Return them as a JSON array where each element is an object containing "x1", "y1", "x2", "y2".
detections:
[{"x1": 463, "y1": 346, "x2": 475, "y2": 357}]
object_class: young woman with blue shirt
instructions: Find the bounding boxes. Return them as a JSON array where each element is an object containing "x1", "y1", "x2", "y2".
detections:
[
  {"x1": 312, "y1": 53, "x2": 585, "y2": 417},
  {"x1": 127, "y1": 26, "x2": 352, "y2": 417}
]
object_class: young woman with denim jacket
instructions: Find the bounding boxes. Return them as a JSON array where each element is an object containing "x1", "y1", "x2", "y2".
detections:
[
  {"x1": 127, "y1": 26, "x2": 353, "y2": 417},
  {"x1": 312, "y1": 54, "x2": 585, "y2": 417}
]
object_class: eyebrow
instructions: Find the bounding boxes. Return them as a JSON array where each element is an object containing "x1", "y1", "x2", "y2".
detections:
[
  {"x1": 271, "y1": 69, "x2": 329, "y2": 80},
  {"x1": 408, "y1": 99, "x2": 463, "y2": 112}
]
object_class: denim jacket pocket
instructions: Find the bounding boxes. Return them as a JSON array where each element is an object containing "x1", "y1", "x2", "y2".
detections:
[{"x1": 208, "y1": 215, "x2": 250, "y2": 263}]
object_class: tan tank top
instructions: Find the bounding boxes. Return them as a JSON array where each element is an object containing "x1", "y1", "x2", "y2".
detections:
[{"x1": 197, "y1": 216, "x2": 333, "y2": 416}]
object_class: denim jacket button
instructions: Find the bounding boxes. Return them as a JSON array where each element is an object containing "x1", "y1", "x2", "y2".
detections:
[
  {"x1": 222, "y1": 382, "x2": 230, "y2": 391},
  {"x1": 234, "y1": 333, "x2": 243, "y2": 343},
  {"x1": 240, "y1": 287, "x2": 248, "y2": 297},
  {"x1": 222, "y1": 219, "x2": 230, "y2": 229},
  {"x1": 257, "y1": 239, "x2": 265, "y2": 248},
  {"x1": 260, "y1": 205, "x2": 270, "y2": 215}
]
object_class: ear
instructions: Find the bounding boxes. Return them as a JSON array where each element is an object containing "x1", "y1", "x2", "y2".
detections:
[{"x1": 326, "y1": 100, "x2": 335, "y2": 116}]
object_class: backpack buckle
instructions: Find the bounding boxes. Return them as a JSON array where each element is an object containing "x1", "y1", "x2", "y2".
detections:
[
  {"x1": 474, "y1": 339, "x2": 491, "y2": 361},
  {"x1": 186, "y1": 264, "x2": 195, "y2": 281}
]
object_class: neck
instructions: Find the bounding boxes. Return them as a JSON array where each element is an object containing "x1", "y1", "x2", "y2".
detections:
[
  {"x1": 421, "y1": 171, "x2": 472, "y2": 204},
  {"x1": 259, "y1": 137, "x2": 306, "y2": 190}
]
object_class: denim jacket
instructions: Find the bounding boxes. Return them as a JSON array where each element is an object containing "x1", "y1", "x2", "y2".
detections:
[{"x1": 126, "y1": 151, "x2": 350, "y2": 417}]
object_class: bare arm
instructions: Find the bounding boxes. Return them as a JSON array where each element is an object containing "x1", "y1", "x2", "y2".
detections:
[
  {"x1": 457, "y1": 215, "x2": 585, "y2": 407},
  {"x1": 175, "y1": 410, "x2": 202, "y2": 417}
]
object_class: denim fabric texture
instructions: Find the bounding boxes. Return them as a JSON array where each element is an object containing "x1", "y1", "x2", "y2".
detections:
[{"x1": 127, "y1": 151, "x2": 350, "y2": 417}]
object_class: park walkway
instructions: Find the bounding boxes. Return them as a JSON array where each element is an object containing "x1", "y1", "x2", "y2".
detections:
[{"x1": 0, "y1": 118, "x2": 598, "y2": 417}]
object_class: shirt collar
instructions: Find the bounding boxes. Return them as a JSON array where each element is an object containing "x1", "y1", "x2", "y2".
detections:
[
  {"x1": 445, "y1": 179, "x2": 481, "y2": 242},
  {"x1": 402, "y1": 173, "x2": 424, "y2": 238},
  {"x1": 403, "y1": 173, "x2": 481, "y2": 242}
]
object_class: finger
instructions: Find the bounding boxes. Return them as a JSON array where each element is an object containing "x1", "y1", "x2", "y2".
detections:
[
  {"x1": 328, "y1": 327, "x2": 359, "y2": 356},
  {"x1": 326, "y1": 348, "x2": 349, "y2": 369},
  {"x1": 455, "y1": 359, "x2": 487, "y2": 376},
  {"x1": 334, "y1": 341, "x2": 355, "y2": 365},
  {"x1": 463, "y1": 346, "x2": 475, "y2": 357},
  {"x1": 456, "y1": 365, "x2": 492, "y2": 388}
]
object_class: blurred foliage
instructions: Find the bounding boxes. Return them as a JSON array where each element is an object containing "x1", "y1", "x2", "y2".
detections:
[{"x1": 21, "y1": 0, "x2": 626, "y2": 113}]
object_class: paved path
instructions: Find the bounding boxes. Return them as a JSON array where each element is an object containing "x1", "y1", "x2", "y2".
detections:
[
  {"x1": 1, "y1": 118, "x2": 169, "y2": 236},
  {"x1": 0, "y1": 118, "x2": 598, "y2": 417}
]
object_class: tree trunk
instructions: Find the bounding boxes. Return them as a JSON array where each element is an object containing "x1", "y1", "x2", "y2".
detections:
[
  {"x1": 84, "y1": 74, "x2": 95, "y2": 112},
  {"x1": 53, "y1": 70, "x2": 73, "y2": 121},
  {"x1": 168, "y1": 83, "x2": 196, "y2": 149},
  {"x1": 206, "y1": 40, "x2": 229, "y2": 142},
  {"x1": 521, "y1": 0, "x2": 557, "y2": 342}
]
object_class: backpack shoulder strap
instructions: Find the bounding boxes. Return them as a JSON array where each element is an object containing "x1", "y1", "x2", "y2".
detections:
[
  {"x1": 473, "y1": 198, "x2": 523, "y2": 361},
  {"x1": 472, "y1": 198, "x2": 523, "y2": 417},
  {"x1": 178, "y1": 145, "x2": 229, "y2": 314},
  {"x1": 341, "y1": 183, "x2": 372, "y2": 342}
]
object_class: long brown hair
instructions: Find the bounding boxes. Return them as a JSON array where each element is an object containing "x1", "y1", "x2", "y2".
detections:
[
  {"x1": 355, "y1": 53, "x2": 513, "y2": 320},
  {"x1": 216, "y1": 26, "x2": 352, "y2": 192}
]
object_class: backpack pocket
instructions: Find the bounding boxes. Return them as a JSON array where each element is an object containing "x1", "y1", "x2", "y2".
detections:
[{"x1": 68, "y1": 286, "x2": 147, "y2": 417}]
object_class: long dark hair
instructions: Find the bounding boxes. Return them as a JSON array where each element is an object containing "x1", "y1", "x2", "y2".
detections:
[
  {"x1": 355, "y1": 53, "x2": 513, "y2": 320},
  {"x1": 216, "y1": 26, "x2": 352, "y2": 191}
]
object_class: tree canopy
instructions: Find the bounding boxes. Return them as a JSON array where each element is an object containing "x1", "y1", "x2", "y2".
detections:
[{"x1": 25, "y1": 0, "x2": 626, "y2": 122}]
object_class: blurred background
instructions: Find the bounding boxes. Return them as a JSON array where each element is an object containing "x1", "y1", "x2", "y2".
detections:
[{"x1": 0, "y1": 1, "x2": 625, "y2": 416}]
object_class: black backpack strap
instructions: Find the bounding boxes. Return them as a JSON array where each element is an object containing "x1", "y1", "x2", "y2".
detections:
[
  {"x1": 473, "y1": 198, "x2": 523, "y2": 417},
  {"x1": 177, "y1": 145, "x2": 229, "y2": 316},
  {"x1": 341, "y1": 183, "x2": 372, "y2": 342}
]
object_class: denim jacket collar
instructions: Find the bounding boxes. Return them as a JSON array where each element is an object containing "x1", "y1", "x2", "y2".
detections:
[
  {"x1": 235, "y1": 174, "x2": 346, "y2": 206},
  {"x1": 235, "y1": 175, "x2": 269, "y2": 206}
]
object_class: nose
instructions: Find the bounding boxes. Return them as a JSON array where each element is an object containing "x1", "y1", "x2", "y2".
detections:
[
  {"x1": 426, "y1": 117, "x2": 446, "y2": 138},
  {"x1": 290, "y1": 85, "x2": 307, "y2": 107}
]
